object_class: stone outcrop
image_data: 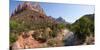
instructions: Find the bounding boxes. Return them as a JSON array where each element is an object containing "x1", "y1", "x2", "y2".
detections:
[
  {"x1": 12, "y1": 2, "x2": 46, "y2": 17},
  {"x1": 11, "y1": 31, "x2": 41, "y2": 50}
]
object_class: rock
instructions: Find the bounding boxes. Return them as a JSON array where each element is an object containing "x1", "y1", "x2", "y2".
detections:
[
  {"x1": 11, "y1": 31, "x2": 41, "y2": 50},
  {"x1": 63, "y1": 32, "x2": 76, "y2": 46},
  {"x1": 12, "y1": 2, "x2": 46, "y2": 16}
]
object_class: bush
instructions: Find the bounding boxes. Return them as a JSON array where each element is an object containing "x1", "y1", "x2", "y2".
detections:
[
  {"x1": 10, "y1": 20, "x2": 19, "y2": 30},
  {"x1": 57, "y1": 23, "x2": 66, "y2": 29},
  {"x1": 47, "y1": 39, "x2": 57, "y2": 47},
  {"x1": 10, "y1": 33, "x2": 17, "y2": 44}
]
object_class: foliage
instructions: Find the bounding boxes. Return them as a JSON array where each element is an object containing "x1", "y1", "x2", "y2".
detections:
[
  {"x1": 47, "y1": 39, "x2": 57, "y2": 47},
  {"x1": 57, "y1": 23, "x2": 66, "y2": 29},
  {"x1": 70, "y1": 14, "x2": 94, "y2": 42},
  {"x1": 10, "y1": 33, "x2": 18, "y2": 44}
]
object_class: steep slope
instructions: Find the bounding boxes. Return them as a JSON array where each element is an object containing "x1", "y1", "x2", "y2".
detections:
[
  {"x1": 71, "y1": 14, "x2": 94, "y2": 45},
  {"x1": 63, "y1": 14, "x2": 94, "y2": 46},
  {"x1": 10, "y1": 2, "x2": 57, "y2": 33}
]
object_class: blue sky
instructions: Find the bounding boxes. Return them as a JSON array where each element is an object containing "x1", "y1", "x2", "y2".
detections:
[{"x1": 10, "y1": 0, "x2": 95, "y2": 23}]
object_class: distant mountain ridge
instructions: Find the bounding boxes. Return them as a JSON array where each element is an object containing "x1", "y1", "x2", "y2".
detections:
[
  {"x1": 56, "y1": 17, "x2": 70, "y2": 24},
  {"x1": 74, "y1": 14, "x2": 94, "y2": 24}
]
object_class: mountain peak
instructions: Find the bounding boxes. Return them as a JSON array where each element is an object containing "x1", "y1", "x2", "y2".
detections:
[
  {"x1": 56, "y1": 17, "x2": 69, "y2": 24},
  {"x1": 12, "y1": 2, "x2": 45, "y2": 16},
  {"x1": 56, "y1": 17, "x2": 65, "y2": 22},
  {"x1": 32, "y1": 2, "x2": 45, "y2": 14}
]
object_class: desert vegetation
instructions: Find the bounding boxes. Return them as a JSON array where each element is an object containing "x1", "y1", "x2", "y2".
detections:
[{"x1": 10, "y1": 2, "x2": 94, "y2": 50}]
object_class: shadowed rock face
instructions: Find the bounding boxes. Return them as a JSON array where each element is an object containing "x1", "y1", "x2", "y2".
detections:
[{"x1": 63, "y1": 31, "x2": 76, "y2": 46}]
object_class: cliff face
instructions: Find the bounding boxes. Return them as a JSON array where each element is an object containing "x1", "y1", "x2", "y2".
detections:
[{"x1": 11, "y1": 2, "x2": 46, "y2": 17}]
